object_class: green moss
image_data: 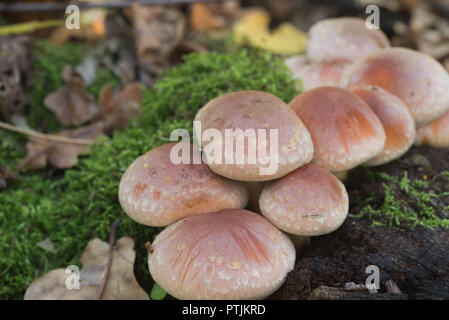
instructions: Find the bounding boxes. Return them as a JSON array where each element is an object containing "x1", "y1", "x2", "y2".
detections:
[
  {"x1": 0, "y1": 129, "x2": 27, "y2": 170},
  {"x1": 0, "y1": 48, "x2": 299, "y2": 299},
  {"x1": 350, "y1": 170, "x2": 449, "y2": 229},
  {"x1": 25, "y1": 40, "x2": 119, "y2": 132}
]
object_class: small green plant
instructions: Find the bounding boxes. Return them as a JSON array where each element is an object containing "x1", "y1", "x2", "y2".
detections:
[{"x1": 350, "y1": 170, "x2": 449, "y2": 229}]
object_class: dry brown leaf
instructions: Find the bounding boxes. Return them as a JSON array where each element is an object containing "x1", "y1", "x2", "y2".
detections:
[
  {"x1": 24, "y1": 237, "x2": 149, "y2": 300},
  {"x1": 0, "y1": 35, "x2": 34, "y2": 120},
  {"x1": 96, "y1": 83, "x2": 142, "y2": 132},
  {"x1": 17, "y1": 122, "x2": 104, "y2": 171},
  {"x1": 190, "y1": 3, "x2": 226, "y2": 31},
  {"x1": 131, "y1": 4, "x2": 185, "y2": 87},
  {"x1": 44, "y1": 65, "x2": 97, "y2": 126}
]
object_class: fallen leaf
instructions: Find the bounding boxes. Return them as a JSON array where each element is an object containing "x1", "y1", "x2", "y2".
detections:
[
  {"x1": 44, "y1": 65, "x2": 97, "y2": 126},
  {"x1": 36, "y1": 237, "x2": 56, "y2": 254},
  {"x1": 17, "y1": 122, "x2": 104, "y2": 171},
  {"x1": 96, "y1": 83, "x2": 142, "y2": 132},
  {"x1": 233, "y1": 9, "x2": 307, "y2": 55},
  {"x1": 75, "y1": 55, "x2": 98, "y2": 87},
  {"x1": 0, "y1": 165, "x2": 17, "y2": 190},
  {"x1": 131, "y1": 4, "x2": 185, "y2": 87},
  {"x1": 190, "y1": 3, "x2": 226, "y2": 31},
  {"x1": 0, "y1": 35, "x2": 34, "y2": 120},
  {"x1": 24, "y1": 237, "x2": 149, "y2": 300}
]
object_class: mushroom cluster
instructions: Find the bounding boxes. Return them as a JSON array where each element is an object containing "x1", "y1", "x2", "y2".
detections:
[{"x1": 118, "y1": 17, "x2": 449, "y2": 300}]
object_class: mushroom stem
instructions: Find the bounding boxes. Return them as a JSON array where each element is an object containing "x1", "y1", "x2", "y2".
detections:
[
  {"x1": 287, "y1": 234, "x2": 311, "y2": 254},
  {"x1": 145, "y1": 241, "x2": 154, "y2": 254},
  {"x1": 245, "y1": 181, "x2": 266, "y2": 213},
  {"x1": 333, "y1": 170, "x2": 348, "y2": 182}
]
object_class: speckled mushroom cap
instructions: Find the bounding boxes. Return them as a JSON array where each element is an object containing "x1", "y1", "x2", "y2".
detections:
[
  {"x1": 118, "y1": 142, "x2": 248, "y2": 227},
  {"x1": 340, "y1": 48, "x2": 449, "y2": 128},
  {"x1": 148, "y1": 209, "x2": 296, "y2": 300},
  {"x1": 259, "y1": 164, "x2": 348, "y2": 236},
  {"x1": 289, "y1": 87, "x2": 386, "y2": 172},
  {"x1": 307, "y1": 17, "x2": 390, "y2": 63},
  {"x1": 194, "y1": 91, "x2": 314, "y2": 181},
  {"x1": 415, "y1": 109, "x2": 449, "y2": 148},
  {"x1": 285, "y1": 55, "x2": 349, "y2": 91},
  {"x1": 352, "y1": 86, "x2": 416, "y2": 166}
]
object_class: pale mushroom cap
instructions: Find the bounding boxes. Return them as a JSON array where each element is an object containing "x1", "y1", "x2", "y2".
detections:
[
  {"x1": 341, "y1": 47, "x2": 449, "y2": 128},
  {"x1": 352, "y1": 86, "x2": 416, "y2": 166},
  {"x1": 415, "y1": 109, "x2": 449, "y2": 148},
  {"x1": 194, "y1": 91, "x2": 314, "y2": 181},
  {"x1": 289, "y1": 87, "x2": 386, "y2": 172},
  {"x1": 285, "y1": 56, "x2": 350, "y2": 91},
  {"x1": 118, "y1": 142, "x2": 248, "y2": 227},
  {"x1": 307, "y1": 17, "x2": 390, "y2": 63},
  {"x1": 259, "y1": 164, "x2": 349, "y2": 236},
  {"x1": 148, "y1": 209, "x2": 296, "y2": 300}
]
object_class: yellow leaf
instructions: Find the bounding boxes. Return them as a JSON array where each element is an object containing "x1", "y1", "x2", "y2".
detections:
[{"x1": 233, "y1": 10, "x2": 307, "y2": 55}]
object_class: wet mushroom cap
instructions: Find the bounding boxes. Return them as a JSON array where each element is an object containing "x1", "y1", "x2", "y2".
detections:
[
  {"x1": 352, "y1": 86, "x2": 416, "y2": 166},
  {"x1": 415, "y1": 109, "x2": 449, "y2": 148},
  {"x1": 289, "y1": 87, "x2": 386, "y2": 172},
  {"x1": 148, "y1": 209, "x2": 296, "y2": 300},
  {"x1": 259, "y1": 164, "x2": 349, "y2": 236},
  {"x1": 285, "y1": 56, "x2": 350, "y2": 91},
  {"x1": 307, "y1": 17, "x2": 390, "y2": 63},
  {"x1": 341, "y1": 47, "x2": 449, "y2": 128},
  {"x1": 194, "y1": 91, "x2": 314, "y2": 181},
  {"x1": 118, "y1": 142, "x2": 248, "y2": 227}
]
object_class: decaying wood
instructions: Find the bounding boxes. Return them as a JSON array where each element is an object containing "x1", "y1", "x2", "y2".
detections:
[
  {"x1": 270, "y1": 146, "x2": 449, "y2": 300},
  {"x1": 308, "y1": 286, "x2": 408, "y2": 300}
]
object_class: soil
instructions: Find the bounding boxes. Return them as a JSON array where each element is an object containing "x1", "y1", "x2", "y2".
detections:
[{"x1": 269, "y1": 146, "x2": 449, "y2": 300}]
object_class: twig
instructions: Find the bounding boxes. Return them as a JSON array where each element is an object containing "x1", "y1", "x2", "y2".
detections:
[
  {"x1": 97, "y1": 220, "x2": 120, "y2": 300},
  {"x1": 0, "y1": 0, "x2": 220, "y2": 12},
  {"x1": 0, "y1": 121, "x2": 94, "y2": 145},
  {"x1": 0, "y1": 20, "x2": 63, "y2": 35}
]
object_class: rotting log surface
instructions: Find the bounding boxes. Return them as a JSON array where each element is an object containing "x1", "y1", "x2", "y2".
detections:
[{"x1": 270, "y1": 146, "x2": 449, "y2": 300}]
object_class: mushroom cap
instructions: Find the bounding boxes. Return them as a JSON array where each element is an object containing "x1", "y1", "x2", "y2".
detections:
[
  {"x1": 118, "y1": 142, "x2": 248, "y2": 227},
  {"x1": 194, "y1": 90, "x2": 314, "y2": 181},
  {"x1": 289, "y1": 87, "x2": 386, "y2": 172},
  {"x1": 415, "y1": 109, "x2": 449, "y2": 148},
  {"x1": 351, "y1": 86, "x2": 416, "y2": 166},
  {"x1": 148, "y1": 209, "x2": 296, "y2": 300},
  {"x1": 341, "y1": 47, "x2": 449, "y2": 128},
  {"x1": 259, "y1": 164, "x2": 349, "y2": 236},
  {"x1": 285, "y1": 55, "x2": 350, "y2": 91},
  {"x1": 307, "y1": 17, "x2": 390, "y2": 63}
]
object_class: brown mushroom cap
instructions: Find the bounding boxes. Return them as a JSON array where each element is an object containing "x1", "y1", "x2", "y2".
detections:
[
  {"x1": 194, "y1": 91, "x2": 314, "y2": 181},
  {"x1": 148, "y1": 209, "x2": 295, "y2": 300},
  {"x1": 307, "y1": 17, "x2": 390, "y2": 63},
  {"x1": 285, "y1": 55, "x2": 350, "y2": 91},
  {"x1": 118, "y1": 142, "x2": 248, "y2": 227},
  {"x1": 415, "y1": 109, "x2": 449, "y2": 148},
  {"x1": 341, "y1": 47, "x2": 449, "y2": 128},
  {"x1": 351, "y1": 86, "x2": 416, "y2": 166},
  {"x1": 259, "y1": 164, "x2": 349, "y2": 236},
  {"x1": 289, "y1": 87, "x2": 386, "y2": 172}
]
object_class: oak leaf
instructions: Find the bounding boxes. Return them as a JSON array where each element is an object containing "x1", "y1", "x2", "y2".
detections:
[
  {"x1": 24, "y1": 237, "x2": 149, "y2": 300},
  {"x1": 17, "y1": 122, "x2": 104, "y2": 171}
]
